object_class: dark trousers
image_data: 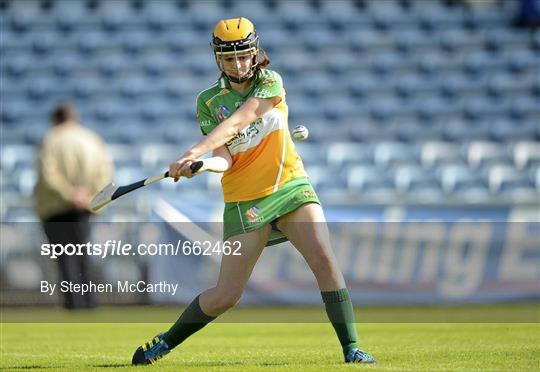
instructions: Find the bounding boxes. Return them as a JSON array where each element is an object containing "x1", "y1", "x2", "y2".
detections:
[{"x1": 43, "y1": 211, "x2": 97, "y2": 309}]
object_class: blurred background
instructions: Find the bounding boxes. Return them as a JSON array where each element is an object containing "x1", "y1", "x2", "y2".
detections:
[{"x1": 0, "y1": 0, "x2": 538, "y2": 308}]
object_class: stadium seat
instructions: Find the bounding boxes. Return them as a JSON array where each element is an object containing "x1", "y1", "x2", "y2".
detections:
[
  {"x1": 463, "y1": 50, "x2": 505, "y2": 75},
  {"x1": 439, "y1": 71, "x2": 488, "y2": 98},
  {"x1": 0, "y1": 144, "x2": 36, "y2": 173},
  {"x1": 12, "y1": 166, "x2": 36, "y2": 198},
  {"x1": 395, "y1": 121, "x2": 443, "y2": 142},
  {"x1": 226, "y1": 1, "x2": 270, "y2": 20},
  {"x1": 52, "y1": 0, "x2": 92, "y2": 29},
  {"x1": 509, "y1": 96, "x2": 540, "y2": 120},
  {"x1": 95, "y1": 0, "x2": 140, "y2": 26},
  {"x1": 76, "y1": 30, "x2": 113, "y2": 55},
  {"x1": 373, "y1": 142, "x2": 418, "y2": 168},
  {"x1": 438, "y1": 164, "x2": 487, "y2": 195},
  {"x1": 294, "y1": 142, "x2": 328, "y2": 166},
  {"x1": 319, "y1": 0, "x2": 361, "y2": 24},
  {"x1": 326, "y1": 142, "x2": 371, "y2": 166},
  {"x1": 274, "y1": 0, "x2": 319, "y2": 24},
  {"x1": 21, "y1": 122, "x2": 48, "y2": 146},
  {"x1": 345, "y1": 73, "x2": 385, "y2": 98},
  {"x1": 347, "y1": 28, "x2": 394, "y2": 52},
  {"x1": 484, "y1": 28, "x2": 530, "y2": 51},
  {"x1": 534, "y1": 167, "x2": 540, "y2": 190},
  {"x1": 304, "y1": 165, "x2": 347, "y2": 190},
  {"x1": 395, "y1": 74, "x2": 439, "y2": 98},
  {"x1": 286, "y1": 95, "x2": 321, "y2": 122},
  {"x1": 513, "y1": 142, "x2": 540, "y2": 169},
  {"x1": 443, "y1": 119, "x2": 490, "y2": 142},
  {"x1": 188, "y1": 1, "x2": 227, "y2": 29},
  {"x1": 347, "y1": 165, "x2": 395, "y2": 194},
  {"x1": 421, "y1": 142, "x2": 464, "y2": 168},
  {"x1": 6, "y1": 0, "x2": 44, "y2": 27},
  {"x1": 25, "y1": 76, "x2": 57, "y2": 102},
  {"x1": 3, "y1": 53, "x2": 33, "y2": 80},
  {"x1": 257, "y1": 28, "x2": 298, "y2": 53},
  {"x1": 416, "y1": 95, "x2": 458, "y2": 122},
  {"x1": 368, "y1": 0, "x2": 412, "y2": 30},
  {"x1": 143, "y1": 0, "x2": 186, "y2": 31},
  {"x1": 1, "y1": 125, "x2": 29, "y2": 146},
  {"x1": 322, "y1": 94, "x2": 361, "y2": 120},
  {"x1": 162, "y1": 120, "x2": 202, "y2": 146},
  {"x1": 299, "y1": 28, "x2": 344, "y2": 54},
  {"x1": 301, "y1": 73, "x2": 336, "y2": 97},
  {"x1": 416, "y1": 1, "x2": 465, "y2": 29},
  {"x1": 48, "y1": 52, "x2": 82, "y2": 78},
  {"x1": 487, "y1": 164, "x2": 537, "y2": 201},
  {"x1": 467, "y1": 141, "x2": 512, "y2": 169},
  {"x1": 488, "y1": 71, "x2": 536, "y2": 97},
  {"x1": 489, "y1": 119, "x2": 538, "y2": 141},
  {"x1": 369, "y1": 97, "x2": 401, "y2": 122},
  {"x1": 1, "y1": 98, "x2": 29, "y2": 126},
  {"x1": 108, "y1": 143, "x2": 139, "y2": 167},
  {"x1": 96, "y1": 53, "x2": 133, "y2": 78},
  {"x1": 114, "y1": 166, "x2": 148, "y2": 187},
  {"x1": 140, "y1": 143, "x2": 185, "y2": 170},
  {"x1": 348, "y1": 119, "x2": 398, "y2": 142},
  {"x1": 321, "y1": 49, "x2": 359, "y2": 74},
  {"x1": 393, "y1": 165, "x2": 441, "y2": 194},
  {"x1": 301, "y1": 119, "x2": 350, "y2": 143},
  {"x1": 71, "y1": 74, "x2": 107, "y2": 100},
  {"x1": 507, "y1": 49, "x2": 540, "y2": 74},
  {"x1": 4, "y1": 207, "x2": 40, "y2": 222},
  {"x1": 370, "y1": 50, "x2": 405, "y2": 76},
  {"x1": 437, "y1": 28, "x2": 483, "y2": 53}
]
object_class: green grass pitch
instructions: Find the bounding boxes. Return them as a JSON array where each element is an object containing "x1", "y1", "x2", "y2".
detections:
[{"x1": 1, "y1": 305, "x2": 538, "y2": 371}]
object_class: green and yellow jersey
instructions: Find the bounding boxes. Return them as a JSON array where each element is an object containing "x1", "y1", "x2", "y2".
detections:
[{"x1": 196, "y1": 69, "x2": 307, "y2": 202}]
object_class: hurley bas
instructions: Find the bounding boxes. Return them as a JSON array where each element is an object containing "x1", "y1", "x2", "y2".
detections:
[{"x1": 41, "y1": 280, "x2": 179, "y2": 296}]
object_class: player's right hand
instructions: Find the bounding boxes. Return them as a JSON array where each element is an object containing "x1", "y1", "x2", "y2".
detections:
[
  {"x1": 70, "y1": 187, "x2": 91, "y2": 210},
  {"x1": 169, "y1": 156, "x2": 196, "y2": 182}
]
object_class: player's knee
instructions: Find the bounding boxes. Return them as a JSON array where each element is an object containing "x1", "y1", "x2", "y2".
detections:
[{"x1": 310, "y1": 250, "x2": 335, "y2": 273}]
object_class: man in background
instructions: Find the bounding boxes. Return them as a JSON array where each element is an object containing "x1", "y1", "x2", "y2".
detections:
[{"x1": 34, "y1": 103, "x2": 113, "y2": 309}]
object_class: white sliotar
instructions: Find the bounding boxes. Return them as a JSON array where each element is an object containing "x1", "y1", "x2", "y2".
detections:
[{"x1": 292, "y1": 125, "x2": 309, "y2": 141}]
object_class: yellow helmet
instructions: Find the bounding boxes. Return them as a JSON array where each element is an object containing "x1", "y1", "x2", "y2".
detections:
[{"x1": 211, "y1": 17, "x2": 260, "y2": 83}]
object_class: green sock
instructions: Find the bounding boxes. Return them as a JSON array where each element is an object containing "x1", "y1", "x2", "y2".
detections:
[
  {"x1": 163, "y1": 295, "x2": 216, "y2": 349},
  {"x1": 321, "y1": 288, "x2": 358, "y2": 355}
]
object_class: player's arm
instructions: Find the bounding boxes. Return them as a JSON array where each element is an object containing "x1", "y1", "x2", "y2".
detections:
[
  {"x1": 194, "y1": 96, "x2": 279, "y2": 156},
  {"x1": 181, "y1": 145, "x2": 232, "y2": 179},
  {"x1": 208, "y1": 145, "x2": 233, "y2": 172},
  {"x1": 170, "y1": 96, "x2": 279, "y2": 179}
]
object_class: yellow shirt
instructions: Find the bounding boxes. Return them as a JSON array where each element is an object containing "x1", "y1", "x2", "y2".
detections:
[
  {"x1": 34, "y1": 122, "x2": 114, "y2": 220},
  {"x1": 196, "y1": 70, "x2": 307, "y2": 202}
]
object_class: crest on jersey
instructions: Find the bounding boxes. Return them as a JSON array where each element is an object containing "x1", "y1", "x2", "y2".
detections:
[
  {"x1": 262, "y1": 78, "x2": 274, "y2": 88},
  {"x1": 301, "y1": 190, "x2": 316, "y2": 199},
  {"x1": 216, "y1": 105, "x2": 230, "y2": 121},
  {"x1": 246, "y1": 205, "x2": 262, "y2": 222}
]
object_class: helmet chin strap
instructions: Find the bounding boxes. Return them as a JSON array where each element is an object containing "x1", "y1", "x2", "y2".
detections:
[{"x1": 226, "y1": 71, "x2": 254, "y2": 83}]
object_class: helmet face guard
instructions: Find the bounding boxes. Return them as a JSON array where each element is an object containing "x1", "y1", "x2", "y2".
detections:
[
  {"x1": 211, "y1": 18, "x2": 260, "y2": 83},
  {"x1": 212, "y1": 35, "x2": 259, "y2": 83}
]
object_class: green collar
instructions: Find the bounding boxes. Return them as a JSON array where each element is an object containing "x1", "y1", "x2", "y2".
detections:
[{"x1": 219, "y1": 74, "x2": 257, "y2": 98}]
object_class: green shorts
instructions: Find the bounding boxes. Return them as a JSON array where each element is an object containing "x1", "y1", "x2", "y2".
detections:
[{"x1": 223, "y1": 177, "x2": 320, "y2": 246}]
